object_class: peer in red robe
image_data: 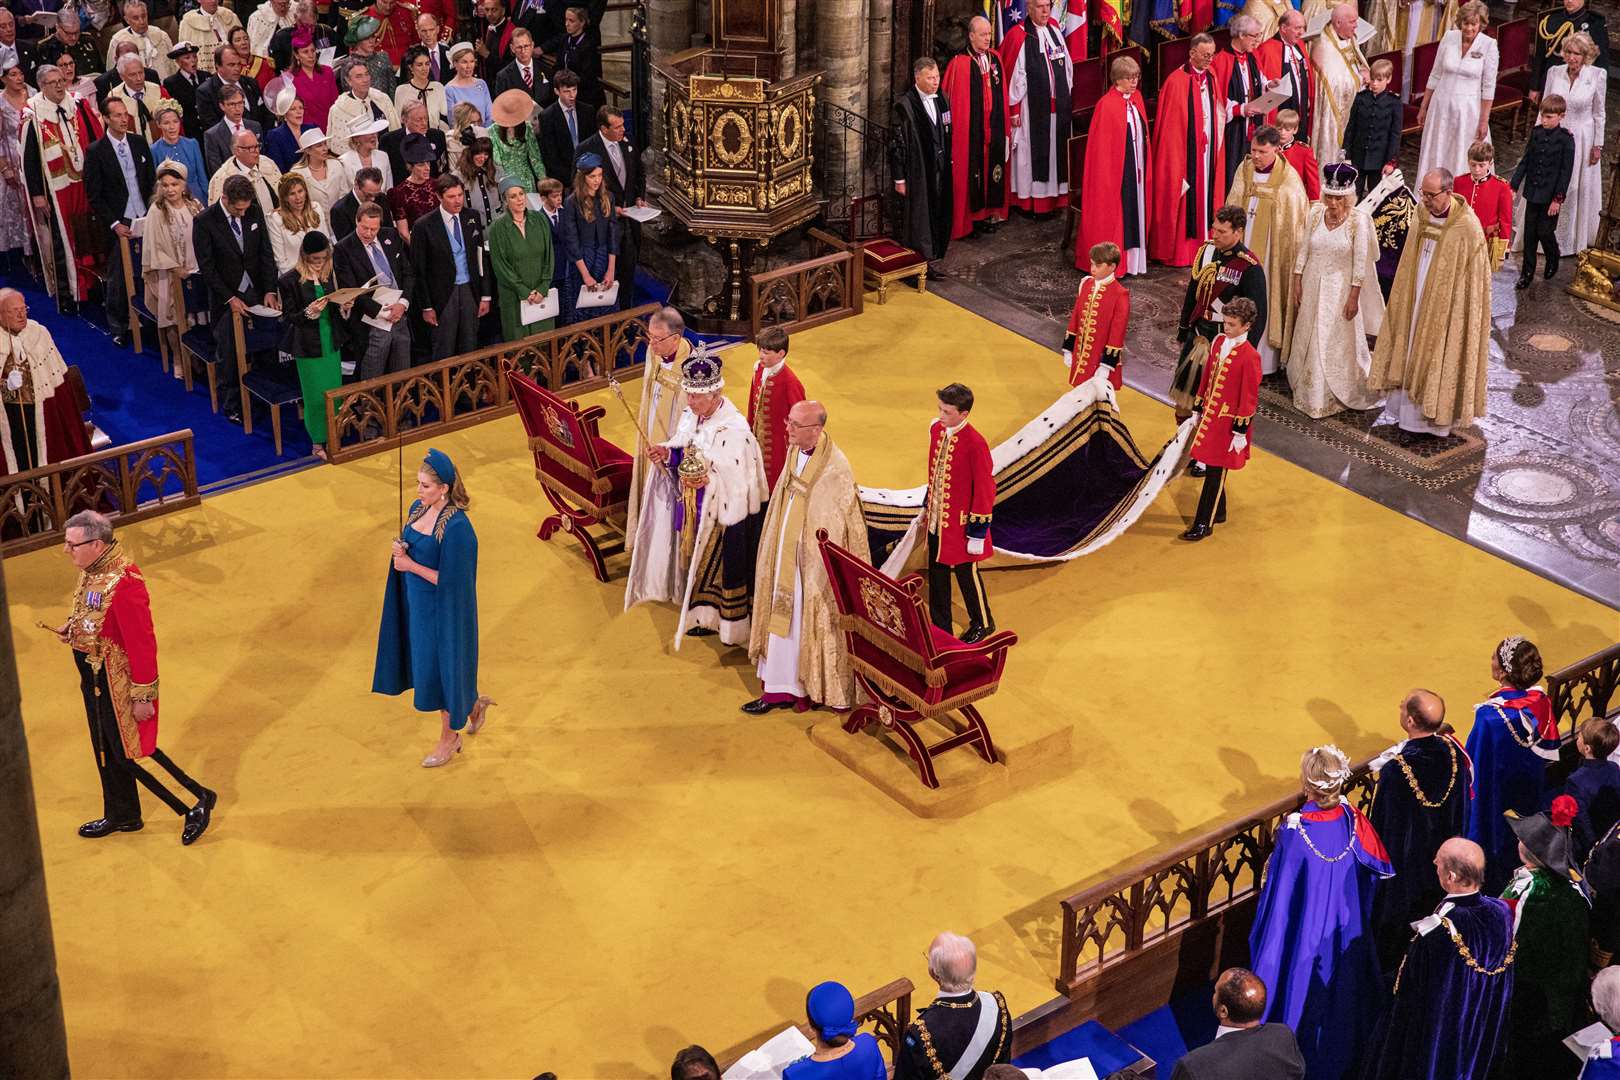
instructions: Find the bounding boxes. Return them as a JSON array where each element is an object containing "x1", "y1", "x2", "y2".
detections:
[
  {"x1": 941, "y1": 17, "x2": 1009, "y2": 240},
  {"x1": 1077, "y1": 57, "x2": 1151, "y2": 274},
  {"x1": 747, "y1": 331, "x2": 807, "y2": 491},
  {"x1": 0, "y1": 302, "x2": 91, "y2": 476},
  {"x1": 1255, "y1": 12, "x2": 1315, "y2": 132},
  {"x1": 1150, "y1": 36, "x2": 1224, "y2": 267},
  {"x1": 1063, "y1": 262, "x2": 1130, "y2": 390}
]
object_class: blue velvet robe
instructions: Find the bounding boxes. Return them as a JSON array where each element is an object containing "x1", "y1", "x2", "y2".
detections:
[
  {"x1": 1248, "y1": 801, "x2": 1392, "y2": 1080},
  {"x1": 1581, "y1": 1040, "x2": 1620, "y2": 1079},
  {"x1": 372, "y1": 503, "x2": 480, "y2": 728},
  {"x1": 1464, "y1": 686, "x2": 1559, "y2": 893},
  {"x1": 1362, "y1": 891, "x2": 1515, "y2": 1080}
]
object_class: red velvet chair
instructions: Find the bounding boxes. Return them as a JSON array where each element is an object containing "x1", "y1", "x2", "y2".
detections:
[
  {"x1": 817, "y1": 530, "x2": 1017, "y2": 790},
  {"x1": 509, "y1": 370, "x2": 634, "y2": 582},
  {"x1": 1403, "y1": 40, "x2": 1441, "y2": 137}
]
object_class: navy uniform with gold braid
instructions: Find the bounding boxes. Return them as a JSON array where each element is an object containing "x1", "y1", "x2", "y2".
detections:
[
  {"x1": 1531, "y1": 3, "x2": 1609, "y2": 90},
  {"x1": 895, "y1": 988, "x2": 1012, "y2": 1080},
  {"x1": 1170, "y1": 239, "x2": 1266, "y2": 415}
]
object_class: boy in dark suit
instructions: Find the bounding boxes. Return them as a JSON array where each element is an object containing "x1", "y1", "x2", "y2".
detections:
[
  {"x1": 538, "y1": 68, "x2": 582, "y2": 182},
  {"x1": 536, "y1": 176, "x2": 569, "y2": 320},
  {"x1": 1511, "y1": 93, "x2": 1576, "y2": 289},
  {"x1": 1341, "y1": 58, "x2": 1401, "y2": 200}
]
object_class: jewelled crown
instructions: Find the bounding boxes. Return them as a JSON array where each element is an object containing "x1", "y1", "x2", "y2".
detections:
[
  {"x1": 680, "y1": 343, "x2": 724, "y2": 394},
  {"x1": 1322, "y1": 162, "x2": 1359, "y2": 197}
]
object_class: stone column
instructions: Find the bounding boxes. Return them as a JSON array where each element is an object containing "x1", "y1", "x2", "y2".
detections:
[
  {"x1": 647, "y1": 0, "x2": 697, "y2": 154},
  {"x1": 816, "y1": 0, "x2": 868, "y2": 205},
  {"x1": 0, "y1": 563, "x2": 70, "y2": 1079},
  {"x1": 779, "y1": 0, "x2": 796, "y2": 78},
  {"x1": 867, "y1": 0, "x2": 891, "y2": 127}
]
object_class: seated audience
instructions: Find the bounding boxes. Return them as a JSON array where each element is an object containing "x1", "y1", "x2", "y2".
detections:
[
  {"x1": 1169, "y1": 968, "x2": 1304, "y2": 1080},
  {"x1": 782, "y1": 982, "x2": 887, "y2": 1080},
  {"x1": 896, "y1": 932, "x2": 1011, "y2": 1080},
  {"x1": 1560, "y1": 719, "x2": 1620, "y2": 862}
]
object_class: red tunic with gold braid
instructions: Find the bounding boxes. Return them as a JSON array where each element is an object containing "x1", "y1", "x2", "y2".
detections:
[
  {"x1": 64, "y1": 542, "x2": 160, "y2": 759},
  {"x1": 746, "y1": 359, "x2": 806, "y2": 490},
  {"x1": 1189, "y1": 334, "x2": 1261, "y2": 470},
  {"x1": 1062, "y1": 274, "x2": 1129, "y2": 389},
  {"x1": 925, "y1": 420, "x2": 995, "y2": 565}
]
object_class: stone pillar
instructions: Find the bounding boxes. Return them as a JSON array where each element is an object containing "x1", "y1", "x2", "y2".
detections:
[
  {"x1": 647, "y1": 0, "x2": 697, "y2": 154},
  {"x1": 816, "y1": 0, "x2": 868, "y2": 202},
  {"x1": 779, "y1": 0, "x2": 796, "y2": 78},
  {"x1": 0, "y1": 563, "x2": 70, "y2": 1079},
  {"x1": 867, "y1": 0, "x2": 891, "y2": 127}
]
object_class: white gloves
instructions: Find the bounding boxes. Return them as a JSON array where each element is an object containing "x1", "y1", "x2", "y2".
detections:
[
  {"x1": 1228, "y1": 433, "x2": 1248, "y2": 453},
  {"x1": 1061, "y1": 348, "x2": 1073, "y2": 370},
  {"x1": 1088, "y1": 368, "x2": 1118, "y2": 410},
  {"x1": 965, "y1": 537, "x2": 985, "y2": 556},
  {"x1": 5, "y1": 369, "x2": 21, "y2": 391}
]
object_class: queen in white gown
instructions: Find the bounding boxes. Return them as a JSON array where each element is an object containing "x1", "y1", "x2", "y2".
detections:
[
  {"x1": 1538, "y1": 44, "x2": 1605, "y2": 254},
  {"x1": 1286, "y1": 166, "x2": 1386, "y2": 419},
  {"x1": 1414, "y1": 9, "x2": 1498, "y2": 181}
]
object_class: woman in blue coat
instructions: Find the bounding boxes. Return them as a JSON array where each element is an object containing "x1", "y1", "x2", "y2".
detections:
[
  {"x1": 559, "y1": 153, "x2": 619, "y2": 324},
  {"x1": 373, "y1": 448, "x2": 494, "y2": 767}
]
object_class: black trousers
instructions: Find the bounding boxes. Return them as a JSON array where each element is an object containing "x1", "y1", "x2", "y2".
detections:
[
  {"x1": 75, "y1": 650, "x2": 207, "y2": 823},
  {"x1": 1192, "y1": 465, "x2": 1229, "y2": 529},
  {"x1": 1520, "y1": 201, "x2": 1560, "y2": 277},
  {"x1": 926, "y1": 531, "x2": 992, "y2": 634},
  {"x1": 431, "y1": 282, "x2": 480, "y2": 360},
  {"x1": 618, "y1": 218, "x2": 642, "y2": 308}
]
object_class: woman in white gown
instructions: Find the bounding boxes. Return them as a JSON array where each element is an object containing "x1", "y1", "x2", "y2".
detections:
[
  {"x1": 1285, "y1": 163, "x2": 1386, "y2": 419},
  {"x1": 1414, "y1": 2, "x2": 1497, "y2": 181},
  {"x1": 1538, "y1": 34, "x2": 1605, "y2": 255}
]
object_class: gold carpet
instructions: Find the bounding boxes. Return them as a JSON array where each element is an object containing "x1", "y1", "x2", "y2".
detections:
[{"x1": 8, "y1": 290, "x2": 1616, "y2": 1078}]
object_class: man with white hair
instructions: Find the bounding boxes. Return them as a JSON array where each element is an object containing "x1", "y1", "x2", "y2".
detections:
[
  {"x1": 0, "y1": 287, "x2": 90, "y2": 474},
  {"x1": 1311, "y1": 3, "x2": 1370, "y2": 153},
  {"x1": 623, "y1": 305, "x2": 691, "y2": 557},
  {"x1": 1584, "y1": 968, "x2": 1620, "y2": 1076},
  {"x1": 29, "y1": 10, "x2": 101, "y2": 82},
  {"x1": 104, "y1": 1, "x2": 176, "y2": 79},
  {"x1": 176, "y1": 0, "x2": 241, "y2": 73},
  {"x1": 998, "y1": 0, "x2": 1074, "y2": 215},
  {"x1": 896, "y1": 932, "x2": 1012, "y2": 1080},
  {"x1": 1255, "y1": 9, "x2": 1315, "y2": 132},
  {"x1": 1211, "y1": 14, "x2": 1271, "y2": 188},
  {"x1": 22, "y1": 63, "x2": 104, "y2": 309},
  {"x1": 108, "y1": 50, "x2": 170, "y2": 140},
  {"x1": 48, "y1": 510, "x2": 218, "y2": 845},
  {"x1": 207, "y1": 126, "x2": 281, "y2": 214}
]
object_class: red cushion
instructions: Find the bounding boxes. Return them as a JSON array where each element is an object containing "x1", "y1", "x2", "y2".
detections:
[{"x1": 861, "y1": 240, "x2": 927, "y2": 271}]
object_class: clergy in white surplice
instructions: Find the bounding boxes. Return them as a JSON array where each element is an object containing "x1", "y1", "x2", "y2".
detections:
[
  {"x1": 625, "y1": 347, "x2": 769, "y2": 649},
  {"x1": 622, "y1": 305, "x2": 691, "y2": 556},
  {"x1": 743, "y1": 401, "x2": 870, "y2": 714},
  {"x1": 998, "y1": 0, "x2": 1074, "y2": 214}
]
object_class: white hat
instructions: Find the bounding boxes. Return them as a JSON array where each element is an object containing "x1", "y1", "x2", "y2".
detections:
[
  {"x1": 349, "y1": 116, "x2": 389, "y2": 138},
  {"x1": 271, "y1": 82, "x2": 297, "y2": 117},
  {"x1": 447, "y1": 40, "x2": 475, "y2": 61},
  {"x1": 297, "y1": 126, "x2": 330, "y2": 151}
]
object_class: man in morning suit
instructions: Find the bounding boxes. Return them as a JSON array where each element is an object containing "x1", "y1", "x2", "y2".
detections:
[
  {"x1": 194, "y1": 44, "x2": 264, "y2": 133},
  {"x1": 329, "y1": 166, "x2": 386, "y2": 241},
  {"x1": 161, "y1": 41, "x2": 203, "y2": 139},
  {"x1": 202, "y1": 81, "x2": 260, "y2": 175},
  {"x1": 336, "y1": 201, "x2": 415, "y2": 378},
  {"x1": 574, "y1": 104, "x2": 644, "y2": 305},
  {"x1": 85, "y1": 97, "x2": 155, "y2": 349},
  {"x1": 493, "y1": 27, "x2": 549, "y2": 109},
  {"x1": 1170, "y1": 968, "x2": 1305, "y2": 1079},
  {"x1": 538, "y1": 68, "x2": 583, "y2": 182},
  {"x1": 411, "y1": 172, "x2": 490, "y2": 360},
  {"x1": 382, "y1": 99, "x2": 448, "y2": 180},
  {"x1": 895, "y1": 933, "x2": 1012, "y2": 1080},
  {"x1": 192, "y1": 174, "x2": 280, "y2": 421}
]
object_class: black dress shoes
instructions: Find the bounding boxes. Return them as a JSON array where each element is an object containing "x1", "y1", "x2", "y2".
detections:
[
  {"x1": 1180, "y1": 523, "x2": 1214, "y2": 542},
  {"x1": 1187, "y1": 461, "x2": 1208, "y2": 478},
  {"x1": 960, "y1": 623, "x2": 995, "y2": 644},
  {"x1": 740, "y1": 697, "x2": 794, "y2": 715},
  {"x1": 1515, "y1": 274, "x2": 1532, "y2": 291},
  {"x1": 1544, "y1": 260, "x2": 1559, "y2": 280},
  {"x1": 181, "y1": 788, "x2": 217, "y2": 846},
  {"x1": 79, "y1": 817, "x2": 143, "y2": 838},
  {"x1": 686, "y1": 626, "x2": 717, "y2": 637}
]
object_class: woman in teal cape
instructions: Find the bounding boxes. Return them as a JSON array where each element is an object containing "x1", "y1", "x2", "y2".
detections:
[{"x1": 373, "y1": 448, "x2": 494, "y2": 767}]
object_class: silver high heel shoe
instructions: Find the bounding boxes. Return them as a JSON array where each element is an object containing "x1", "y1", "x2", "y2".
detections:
[
  {"x1": 466, "y1": 695, "x2": 497, "y2": 735},
  {"x1": 421, "y1": 734, "x2": 463, "y2": 768}
]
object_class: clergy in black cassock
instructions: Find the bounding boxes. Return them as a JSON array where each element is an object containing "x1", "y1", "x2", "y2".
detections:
[
  {"x1": 890, "y1": 57, "x2": 953, "y2": 262},
  {"x1": 1367, "y1": 691, "x2": 1474, "y2": 977},
  {"x1": 1362, "y1": 838, "x2": 1514, "y2": 1080}
]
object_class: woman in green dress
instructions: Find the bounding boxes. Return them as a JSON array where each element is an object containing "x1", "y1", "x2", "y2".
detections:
[
  {"x1": 278, "y1": 231, "x2": 352, "y2": 460},
  {"x1": 488, "y1": 176, "x2": 557, "y2": 340},
  {"x1": 489, "y1": 88, "x2": 547, "y2": 192}
]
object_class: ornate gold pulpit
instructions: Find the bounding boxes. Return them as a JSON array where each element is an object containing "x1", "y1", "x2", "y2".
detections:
[{"x1": 653, "y1": 1, "x2": 822, "y2": 330}]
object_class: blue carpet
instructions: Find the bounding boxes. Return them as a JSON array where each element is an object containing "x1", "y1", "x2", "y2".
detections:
[{"x1": 1013, "y1": 984, "x2": 1217, "y2": 1075}]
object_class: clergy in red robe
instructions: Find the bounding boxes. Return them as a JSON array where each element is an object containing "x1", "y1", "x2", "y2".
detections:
[
  {"x1": 746, "y1": 326, "x2": 807, "y2": 491},
  {"x1": 941, "y1": 16, "x2": 1008, "y2": 239},
  {"x1": 1210, "y1": 15, "x2": 1271, "y2": 188},
  {"x1": 1255, "y1": 10, "x2": 1315, "y2": 133},
  {"x1": 1000, "y1": 0, "x2": 1074, "y2": 214},
  {"x1": 1150, "y1": 34, "x2": 1224, "y2": 267},
  {"x1": 1077, "y1": 55, "x2": 1151, "y2": 274},
  {"x1": 1063, "y1": 243, "x2": 1130, "y2": 392},
  {"x1": 0, "y1": 289, "x2": 90, "y2": 476},
  {"x1": 23, "y1": 66, "x2": 105, "y2": 307},
  {"x1": 1179, "y1": 0, "x2": 1216, "y2": 35}
]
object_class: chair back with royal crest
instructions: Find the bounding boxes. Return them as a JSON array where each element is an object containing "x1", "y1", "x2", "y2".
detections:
[{"x1": 509, "y1": 370, "x2": 633, "y2": 524}]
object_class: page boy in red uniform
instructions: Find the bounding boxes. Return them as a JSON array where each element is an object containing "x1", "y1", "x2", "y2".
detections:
[
  {"x1": 746, "y1": 325, "x2": 807, "y2": 491},
  {"x1": 1455, "y1": 140, "x2": 1514, "y2": 272},
  {"x1": 1063, "y1": 241, "x2": 1130, "y2": 398},
  {"x1": 1183, "y1": 297, "x2": 1261, "y2": 542},
  {"x1": 924, "y1": 382, "x2": 996, "y2": 642}
]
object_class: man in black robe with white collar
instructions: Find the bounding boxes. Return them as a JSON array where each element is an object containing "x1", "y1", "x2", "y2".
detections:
[{"x1": 889, "y1": 56, "x2": 952, "y2": 263}]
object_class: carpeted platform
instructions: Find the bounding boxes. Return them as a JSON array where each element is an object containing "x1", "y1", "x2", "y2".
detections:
[{"x1": 7, "y1": 289, "x2": 1616, "y2": 1078}]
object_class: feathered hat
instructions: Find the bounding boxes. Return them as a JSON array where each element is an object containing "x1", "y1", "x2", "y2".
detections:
[
  {"x1": 1507, "y1": 795, "x2": 1581, "y2": 884},
  {"x1": 680, "y1": 341, "x2": 723, "y2": 394}
]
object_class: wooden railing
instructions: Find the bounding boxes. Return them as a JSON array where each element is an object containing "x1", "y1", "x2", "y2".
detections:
[
  {"x1": 0, "y1": 430, "x2": 200, "y2": 556},
  {"x1": 322, "y1": 305, "x2": 658, "y2": 464},
  {"x1": 748, "y1": 230, "x2": 864, "y2": 339},
  {"x1": 1549, "y1": 643, "x2": 1620, "y2": 738},
  {"x1": 717, "y1": 978, "x2": 914, "y2": 1072}
]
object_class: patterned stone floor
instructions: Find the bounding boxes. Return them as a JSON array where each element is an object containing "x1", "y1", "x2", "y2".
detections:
[{"x1": 929, "y1": 210, "x2": 1620, "y2": 607}]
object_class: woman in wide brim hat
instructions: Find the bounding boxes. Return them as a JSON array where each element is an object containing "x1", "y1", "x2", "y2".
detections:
[
  {"x1": 288, "y1": 126, "x2": 350, "y2": 217},
  {"x1": 488, "y1": 87, "x2": 546, "y2": 191}
]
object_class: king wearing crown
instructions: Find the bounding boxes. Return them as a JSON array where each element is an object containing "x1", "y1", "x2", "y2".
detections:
[{"x1": 625, "y1": 347, "x2": 770, "y2": 649}]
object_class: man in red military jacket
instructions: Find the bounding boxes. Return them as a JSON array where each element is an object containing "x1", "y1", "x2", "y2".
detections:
[
  {"x1": 1183, "y1": 297, "x2": 1261, "y2": 542},
  {"x1": 1456, "y1": 141, "x2": 1513, "y2": 271},
  {"x1": 1063, "y1": 242, "x2": 1130, "y2": 397},
  {"x1": 51, "y1": 511, "x2": 217, "y2": 844},
  {"x1": 941, "y1": 16, "x2": 1008, "y2": 240},
  {"x1": 747, "y1": 325, "x2": 807, "y2": 491},
  {"x1": 925, "y1": 383, "x2": 996, "y2": 642}
]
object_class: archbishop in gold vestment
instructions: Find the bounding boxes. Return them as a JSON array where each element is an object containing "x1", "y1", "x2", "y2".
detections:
[
  {"x1": 747, "y1": 433, "x2": 870, "y2": 709},
  {"x1": 1226, "y1": 155, "x2": 1309, "y2": 369},
  {"x1": 1368, "y1": 193, "x2": 1490, "y2": 430}
]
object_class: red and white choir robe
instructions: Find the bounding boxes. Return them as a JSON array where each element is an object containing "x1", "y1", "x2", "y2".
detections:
[
  {"x1": 65, "y1": 542, "x2": 162, "y2": 759},
  {"x1": 1455, "y1": 171, "x2": 1512, "y2": 269},
  {"x1": 1076, "y1": 87, "x2": 1151, "y2": 274},
  {"x1": 1063, "y1": 274, "x2": 1130, "y2": 390},
  {"x1": 22, "y1": 91, "x2": 104, "y2": 302},
  {"x1": 1189, "y1": 333, "x2": 1261, "y2": 470},
  {"x1": 746, "y1": 357, "x2": 806, "y2": 491},
  {"x1": 1150, "y1": 62, "x2": 1224, "y2": 267},
  {"x1": 1280, "y1": 137, "x2": 1321, "y2": 199},
  {"x1": 1210, "y1": 46, "x2": 1266, "y2": 186},
  {"x1": 941, "y1": 46, "x2": 1009, "y2": 239},
  {"x1": 0, "y1": 319, "x2": 90, "y2": 475},
  {"x1": 999, "y1": 17, "x2": 1074, "y2": 214},
  {"x1": 1255, "y1": 34, "x2": 1315, "y2": 132},
  {"x1": 925, "y1": 419, "x2": 995, "y2": 565}
]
